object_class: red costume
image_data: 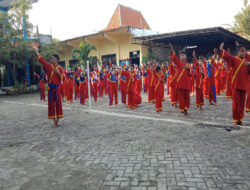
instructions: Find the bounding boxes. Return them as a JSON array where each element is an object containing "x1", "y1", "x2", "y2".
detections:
[
  {"x1": 214, "y1": 62, "x2": 222, "y2": 95},
  {"x1": 147, "y1": 67, "x2": 156, "y2": 103},
  {"x1": 168, "y1": 63, "x2": 178, "y2": 106},
  {"x1": 225, "y1": 61, "x2": 233, "y2": 99},
  {"x1": 119, "y1": 68, "x2": 127, "y2": 104},
  {"x1": 34, "y1": 71, "x2": 47, "y2": 101},
  {"x1": 126, "y1": 71, "x2": 138, "y2": 109},
  {"x1": 108, "y1": 72, "x2": 118, "y2": 106},
  {"x1": 170, "y1": 52, "x2": 191, "y2": 113},
  {"x1": 65, "y1": 71, "x2": 74, "y2": 103},
  {"x1": 154, "y1": 70, "x2": 164, "y2": 111},
  {"x1": 245, "y1": 53, "x2": 250, "y2": 113},
  {"x1": 37, "y1": 55, "x2": 63, "y2": 119},
  {"x1": 220, "y1": 50, "x2": 250, "y2": 124},
  {"x1": 193, "y1": 59, "x2": 204, "y2": 108}
]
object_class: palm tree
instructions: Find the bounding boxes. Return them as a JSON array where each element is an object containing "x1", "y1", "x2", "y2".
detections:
[{"x1": 72, "y1": 42, "x2": 96, "y2": 70}]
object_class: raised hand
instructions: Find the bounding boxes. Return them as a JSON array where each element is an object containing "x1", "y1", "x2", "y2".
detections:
[
  {"x1": 235, "y1": 41, "x2": 239, "y2": 47},
  {"x1": 32, "y1": 42, "x2": 39, "y2": 55},
  {"x1": 219, "y1": 42, "x2": 224, "y2": 51},
  {"x1": 192, "y1": 50, "x2": 196, "y2": 58},
  {"x1": 169, "y1": 43, "x2": 174, "y2": 52}
]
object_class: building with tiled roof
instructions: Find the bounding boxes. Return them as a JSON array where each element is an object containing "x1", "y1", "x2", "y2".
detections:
[
  {"x1": 102, "y1": 4, "x2": 150, "y2": 32},
  {"x1": 59, "y1": 4, "x2": 156, "y2": 68}
]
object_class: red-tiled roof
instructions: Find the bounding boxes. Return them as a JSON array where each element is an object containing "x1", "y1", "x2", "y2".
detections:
[{"x1": 102, "y1": 4, "x2": 150, "y2": 32}]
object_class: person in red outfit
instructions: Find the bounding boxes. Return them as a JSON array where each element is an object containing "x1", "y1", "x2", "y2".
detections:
[
  {"x1": 154, "y1": 66, "x2": 164, "y2": 112},
  {"x1": 60, "y1": 71, "x2": 66, "y2": 102},
  {"x1": 169, "y1": 43, "x2": 191, "y2": 115},
  {"x1": 206, "y1": 51, "x2": 218, "y2": 105},
  {"x1": 91, "y1": 71, "x2": 99, "y2": 103},
  {"x1": 214, "y1": 59, "x2": 222, "y2": 95},
  {"x1": 79, "y1": 71, "x2": 87, "y2": 105},
  {"x1": 147, "y1": 64, "x2": 156, "y2": 103},
  {"x1": 98, "y1": 68, "x2": 105, "y2": 98},
  {"x1": 220, "y1": 42, "x2": 250, "y2": 125},
  {"x1": 34, "y1": 67, "x2": 47, "y2": 101},
  {"x1": 135, "y1": 66, "x2": 142, "y2": 96},
  {"x1": 119, "y1": 66, "x2": 127, "y2": 104},
  {"x1": 142, "y1": 66, "x2": 148, "y2": 93},
  {"x1": 125, "y1": 66, "x2": 138, "y2": 109},
  {"x1": 108, "y1": 68, "x2": 118, "y2": 106},
  {"x1": 168, "y1": 61, "x2": 178, "y2": 107},
  {"x1": 33, "y1": 44, "x2": 64, "y2": 126},
  {"x1": 244, "y1": 52, "x2": 250, "y2": 115},
  {"x1": 65, "y1": 69, "x2": 74, "y2": 103},
  {"x1": 192, "y1": 51, "x2": 204, "y2": 110}
]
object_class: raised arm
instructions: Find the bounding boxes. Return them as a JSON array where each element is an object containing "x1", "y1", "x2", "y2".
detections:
[
  {"x1": 169, "y1": 43, "x2": 182, "y2": 69},
  {"x1": 219, "y1": 42, "x2": 236, "y2": 67}
]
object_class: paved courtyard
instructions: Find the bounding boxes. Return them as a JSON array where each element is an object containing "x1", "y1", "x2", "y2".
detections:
[{"x1": 0, "y1": 92, "x2": 250, "y2": 190}]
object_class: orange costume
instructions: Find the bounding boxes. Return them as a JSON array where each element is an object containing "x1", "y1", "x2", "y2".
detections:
[
  {"x1": 170, "y1": 52, "x2": 191, "y2": 113},
  {"x1": 220, "y1": 50, "x2": 250, "y2": 124},
  {"x1": 37, "y1": 55, "x2": 64, "y2": 119}
]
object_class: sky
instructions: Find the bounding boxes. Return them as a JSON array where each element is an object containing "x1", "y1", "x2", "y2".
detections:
[{"x1": 28, "y1": 0, "x2": 244, "y2": 41}]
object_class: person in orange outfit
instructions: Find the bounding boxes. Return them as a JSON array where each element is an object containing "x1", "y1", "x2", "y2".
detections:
[
  {"x1": 220, "y1": 42, "x2": 250, "y2": 125},
  {"x1": 154, "y1": 66, "x2": 164, "y2": 112},
  {"x1": 33, "y1": 44, "x2": 64, "y2": 126},
  {"x1": 192, "y1": 51, "x2": 204, "y2": 110},
  {"x1": 168, "y1": 61, "x2": 178, "y2": 107},
  {"x1": 147, "y1": 64, "x2": 156, "y2": 103},
  {"x1": 214, "y1": 59, "x2": 222, "y2": 95},
  {"x1": 169, "y1": 43, "x2": 191, "y2": 115}
]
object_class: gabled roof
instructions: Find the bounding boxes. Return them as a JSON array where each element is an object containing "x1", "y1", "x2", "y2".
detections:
[{"x1": 102, "y1": 4, "x2": 150, "y2": 32}]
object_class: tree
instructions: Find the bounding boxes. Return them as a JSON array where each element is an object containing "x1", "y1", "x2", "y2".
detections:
[
  {"x1": 38, "y1": 38, "x2": 62, "y2": 62},
  {"x1": 233, "y1": 0, "x2": 250, "y2": 39},
  {"x1": 72, "y1": 41, "x2": 96, "y2": 70},
  {"x1": 0, "y1": 0, "x2": 35, "y2": 87}
]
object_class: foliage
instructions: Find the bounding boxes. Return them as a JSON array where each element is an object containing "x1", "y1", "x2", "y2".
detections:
[
  {"x1": 233, "y1": 0, "x2": 250, "y2": 39},
  {"x1": 0, "y1": 0, "x2": 35, "y2": 87},
  {"x1": 38, "y1": 38, "x2": 62, "y2": 63},
  {"x1": 71, "y1": 41, "x2": 96, "y2": 69}
]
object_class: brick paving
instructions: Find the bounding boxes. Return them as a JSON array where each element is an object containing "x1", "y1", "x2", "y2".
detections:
[{"x1": 0, "y1": 92, "x2": 250, "y2": 190}]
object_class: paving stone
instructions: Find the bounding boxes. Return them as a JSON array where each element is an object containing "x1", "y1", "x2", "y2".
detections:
[{"x1": 0, "y1": 93, "x2": 250, "y2": 190}]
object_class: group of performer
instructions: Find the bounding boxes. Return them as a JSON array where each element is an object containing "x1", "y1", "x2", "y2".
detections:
[{"x1": 32, "y1": 42, "x2": 250, "y2": 126}]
